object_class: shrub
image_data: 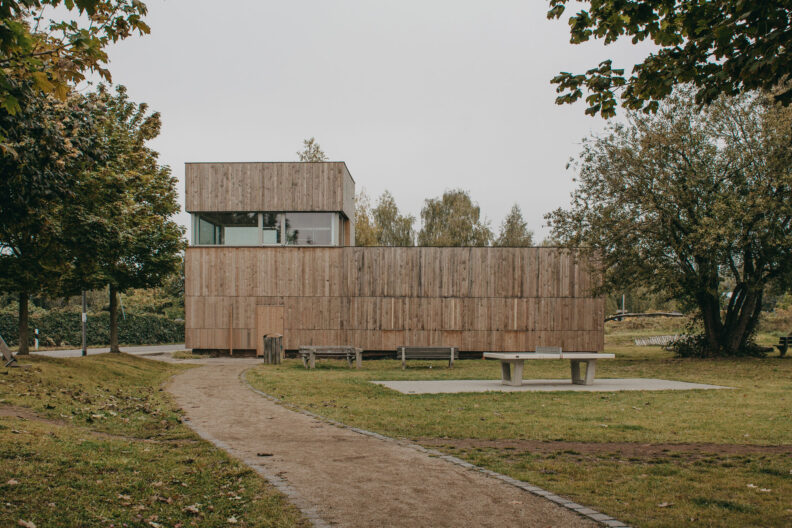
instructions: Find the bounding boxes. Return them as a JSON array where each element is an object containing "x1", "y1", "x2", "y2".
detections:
[
  {"x1": 670, "y1": 333, "x2": 767, "y2": 358},
  {"x1": 0, "y1": 310, "x2": 184, "y2": 347}
]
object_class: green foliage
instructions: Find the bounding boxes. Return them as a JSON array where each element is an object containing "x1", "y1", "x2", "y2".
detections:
[
  {"x1": 60, "y1": 84, "x2": 185, "y2": 295},
  {"x1": 354, "y1": 189, "x2": 416, "y2": 246},
  {"x1": 0, "y1": 91, "x2": 97, "y2": 296},
  {"x1": 418, "y1": 189, "x2": 492, "y2": 247},
  {"x1": 605, "y1": 288, "x2": 677, "y2": 316},
  {"x1": 0, "y1": 1, "x2": 149, "y2": 116},
  {"x1": 775, "y1": 293, "x2": 792, "y2": 312},
  {"x1": 0, "y1": 88, "x2": 103, "y2": 353},
  {"x1": 547, "y1": 89, "x2": 792, "y2": 356},
  {"x1": 547, "y1": 1, "x2": 792, "y2": 117},
  {"x1": 353, "y1": 189, "x2": 378, "y2": 246},
  {"x1": 372, "y1": 191, "x2": 416, "y2": 246},
  {"x1": 296, "y1": 136, "x2": 328, "y2": 162},
  {"x1": 0, "y1": 309, "x2": 183, "y2": 347},
  {"x1": 494, "y1": 204, "x2": 533, "y2": 247},
  {"x1": 56, "y1": 85, "x2": 185, "y2": 351}
]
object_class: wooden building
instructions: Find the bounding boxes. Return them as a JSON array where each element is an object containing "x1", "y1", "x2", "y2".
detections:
[{"x1": 185, "y1": 162, "x2": 604, "y2": 355}]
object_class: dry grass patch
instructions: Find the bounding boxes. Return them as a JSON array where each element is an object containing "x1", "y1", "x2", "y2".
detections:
[{"x1": 0, "y1": 354, "x2": 306, "y2": 528}]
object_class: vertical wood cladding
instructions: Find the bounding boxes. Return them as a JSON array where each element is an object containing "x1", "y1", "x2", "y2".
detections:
[
  {"x1": 185, "y1": 247, "x2": 604, "y2": 353},
  {"x1": 185, "y1": 162, "x2": 356, "y2": 220}
]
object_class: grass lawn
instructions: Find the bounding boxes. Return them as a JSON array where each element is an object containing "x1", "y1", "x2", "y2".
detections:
[
  {"x1": 0, "y1": 354, "x2": 307, "y2": 528},
  {"x1": 246, "y1": 326, "x2": 792, "y2": 528}
]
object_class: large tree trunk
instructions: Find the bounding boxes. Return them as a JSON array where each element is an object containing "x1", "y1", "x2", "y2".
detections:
[
  {"x1": 722, "y1": 287, "x2": 763, "y2": 355},
  {"x1": 17, "y1": 291, "x2": 29, "y2": 355},
  {"x1": 696, "y1": 285, "x2": 764, "y2": 356},
  {"x1": 697, "y1": 292, "x2": 723, "y2": 356},
  {"x1": 109, "y1": 285, "x2": 120, "y2": 353}
]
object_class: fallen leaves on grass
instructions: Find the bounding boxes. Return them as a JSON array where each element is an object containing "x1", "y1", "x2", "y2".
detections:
[{"x1": 183, "y1": 504, "x2": 201, "y2": 515}]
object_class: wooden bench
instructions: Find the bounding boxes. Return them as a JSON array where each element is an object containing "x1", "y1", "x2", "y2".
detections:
[
  {"x1": 397, "y1": 346, "x2": 459, "y2": 369},
  {"x1": 483, "y1": 349, "x2": 615, "y2": 386},
  {"x1": 1, "y1": 334, "x2": 16, "y2": 367},
  {"x1": 776, "y1": 336, "x2": 790, "y2": 357},
  {"x1": 298, "y1": 346, "x2": 362, "y2": 369}
]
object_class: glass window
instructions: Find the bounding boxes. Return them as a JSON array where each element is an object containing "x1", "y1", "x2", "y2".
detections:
[
  {"x1": 192, "y1": 212, "x2": 342, "y2": 246},
  {"x1": 262, "y1": 213, "x2": 281, "y2": 245},
  {"x1": 194, "y1": 212, "x2": 259, "y2": 245},
  {"x1": 284, "y1": 212, "x2": 337, "y2": 246}
]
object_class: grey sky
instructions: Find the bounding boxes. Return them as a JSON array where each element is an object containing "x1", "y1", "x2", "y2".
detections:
[{"x1": 101, "y1": 0, "x2": 653, "y2": 240}]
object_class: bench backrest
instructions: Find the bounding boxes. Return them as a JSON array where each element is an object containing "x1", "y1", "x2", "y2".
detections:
[
  {"x1": 398, "y1": 346, "x2": 459, "y2": 359},
  {"x1": 299, "y1": 345, "x2": 358, "y2": 352},
  {"x1": 0, "y1": 334, "x2": 13, "y2": 364},
  {"x1": 536, "y1": 346, "x2": 562, "y2": 354},
  {"x1": 780, "y1": 336, "x2": 791, "y2": 345}
]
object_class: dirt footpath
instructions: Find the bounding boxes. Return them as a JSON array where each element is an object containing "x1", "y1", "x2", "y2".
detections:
[{"x1": 167, "y1": 363, "x2": 596, "y2": 528}]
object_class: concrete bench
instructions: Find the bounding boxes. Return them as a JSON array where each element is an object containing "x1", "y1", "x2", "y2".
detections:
[
  {"x1": 483, "y1": 349, "x2": 615, "y2": 386},
  {"x1": 298, "y1": 346, "x2": 362, "y2": 369},
  {"x1": 397, "y1": 346, "x2": 459, "y2": 369}
]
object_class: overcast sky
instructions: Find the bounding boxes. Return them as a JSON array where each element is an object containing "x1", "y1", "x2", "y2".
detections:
[{"x1": 99, "y1": 0, "x2": 654, "y2": 240}]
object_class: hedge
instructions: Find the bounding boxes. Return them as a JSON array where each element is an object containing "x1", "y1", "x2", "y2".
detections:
[{"x1": 0, "y1": 310, "x2": 184, "y2": 347}]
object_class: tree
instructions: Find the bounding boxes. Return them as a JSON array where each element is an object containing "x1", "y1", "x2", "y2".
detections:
[
  {"x1": 0, "y1": 89, "x2": 98, "y2": 354},
  {"x1": 494, "y1": 204, "x2": 533, "y2": 247},
  {"x1": 354, "y1": 189, "x2": 378, "y2": 246},
  {"x1": 547, "y1": 89, "x2": 792, "y2": 357},
  {"x1": 0, "y1": 1, "x2": 149, "y2": 115},
  {"x1": 59, "y1": 85, "x2": 184, "y2": 353},
  {"x1": 418, "y1": 189, "x2": 492, "y2": 247},
  {"x1": 547, "y1": 1, "x2": 792, "y2": 118},
  {"x1": 297, "y1": 137, "x2": 328, "y2": 162},
  {"x1": 353, "y1": 190, "x2": 415, "y2": 246},
  {"x1": 372, "y1": 191, "x2": 415, "y2": 246}
]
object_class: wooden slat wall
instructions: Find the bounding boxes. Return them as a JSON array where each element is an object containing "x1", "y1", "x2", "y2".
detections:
[
  {"x1": 184, "y1": 247, "x2": 604, "y2": 352},
  {"x1": 185, "y1": 162, "x2": 355, "y2": 219}
]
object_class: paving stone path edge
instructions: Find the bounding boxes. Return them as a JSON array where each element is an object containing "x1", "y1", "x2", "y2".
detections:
[{"x1": 237, "y1": 368, "x2": 631, "y2": 528}]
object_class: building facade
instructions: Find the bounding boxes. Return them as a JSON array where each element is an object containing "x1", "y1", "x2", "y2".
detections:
[{"x1": 184, "y1": 162, "x2": 604, "y2": 355}]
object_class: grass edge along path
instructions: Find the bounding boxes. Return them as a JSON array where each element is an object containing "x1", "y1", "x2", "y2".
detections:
[{"x1": 0, "y1": 353, "x2": 307, "y2": 528}]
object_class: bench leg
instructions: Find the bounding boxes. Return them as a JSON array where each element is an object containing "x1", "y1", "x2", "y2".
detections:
[
  {"x1": 400, "y1": 348, "x2": 406, "y2": 370},
  {"x1": 510, "y1": 361, "x2": 523, "y2": 386},
  {"x1": 449, "y1": 348, "x2": 455, "y2": 369},
  {"x1": 570, "y1": 360, "x2": 582, "y2": 384},
  {"x1": 501, "y1": 361, "x2": 523, "y2": 386},
  {"x1": 571, "y1": 360, "x2": 596, "y2": 385},
  {"x1": 301, "y1": 355, "x2": 308, "y2": 369},
  {"x1": 500, "y1": 361, "x2": 511, "y2": 384},
  {"x1": 309, "y1": 352, "x2": 316, "y2": 370},
  {"x1": 355, "y1": 349, "x2": 362, "y2": 369},
  {"x1": 584, "y1": 360, "x2": 596, "y2": 385}
]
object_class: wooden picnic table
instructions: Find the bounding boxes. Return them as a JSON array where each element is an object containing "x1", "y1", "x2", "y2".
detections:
[{"x1": 483, "y1": 350, "x2": 615, "y2": 386}]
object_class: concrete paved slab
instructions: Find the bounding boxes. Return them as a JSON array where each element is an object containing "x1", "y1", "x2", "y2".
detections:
[{"x1": 372, "y1": 378, "x2": 730, "y2": 394}]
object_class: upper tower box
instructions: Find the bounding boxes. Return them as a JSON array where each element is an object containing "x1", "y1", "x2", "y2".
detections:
[{"x1": 185, "y1": 162, "x2": 355, "y2": 246}]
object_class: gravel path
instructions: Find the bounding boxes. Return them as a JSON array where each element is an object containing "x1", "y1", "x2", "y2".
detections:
[{"x1": 166, "y1": 363, "x2": 596, "y2": 528}]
